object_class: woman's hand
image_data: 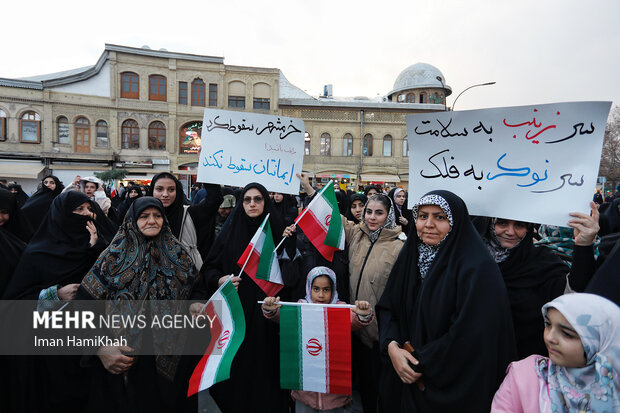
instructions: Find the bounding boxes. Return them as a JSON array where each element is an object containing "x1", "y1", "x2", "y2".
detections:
[
  {"x1": 57, "y1": 283, "x2": 80, "y2": 301},
  {"x1": 296, "y1": 173, "x2": 314, "y2": 195},
  {"x1": 262, "y1": 296, "x2": 281, "y2": 312},
  {"x1": 218, "y1": 275, "x2": 241, "y2": 290},
  {"x1": 568, "y1": 201, "x2": 600, "y2": 246},
  {"x1": 398, "y1": 216, "x2": 408, "y2": 226},
  {"x1": 387, "y1": 341, "x2": 422, "y2": 384},
  {"x1": 282, "y1": 224, "x2": 296, "y2": 238},
  {"x1": 86, "y1": 221, "x2": 98, "y2": 247},
  {"x1": 354, "y1": 300, "x2": 371, "y2": 316},
  {"x1": 97, "y1": 345, "x2": 136, "y2": 374}
]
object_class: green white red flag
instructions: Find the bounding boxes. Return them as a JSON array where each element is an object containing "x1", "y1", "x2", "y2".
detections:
[
  {"x1": 296, "y1": 184, "x2": 345, "y2": 261},
  {"x1": 280, "y1": 304, "x2": 352, "y2": 395},
  {"x1": 187, "y1": 279, "x2": 246, "y2": 396},
  {"x1": 237, "y1": 214, "x2": 284, "y2": 296}
]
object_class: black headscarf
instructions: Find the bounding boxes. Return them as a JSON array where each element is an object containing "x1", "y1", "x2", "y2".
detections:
[
  {"x1": 599, "y1": 198, "x2": 620, "y2": 237},
  {"x1": 3, "y1": 191, "x2": 107, "y2": 299},
  {"x1": 376, "y1": 190, "x2": 516, "y2": 412},
  {"x1": 363, "y1": 184, "x2": 380, "y2": 197},
  {"x1": 21, "y1": 175, "x2": 64, "y2": 231},
  {"x1": 345, "y1": 193, "x2": 367, "y2": 224},
  {"x1": 476, "y1": 216, "x2": 570, "y2": 359},
  {"x1": 148, "y1": 172, "x2": 190, "y2": 238},
  {"x1": 0, "y1": 188, "x2": 33, "y2": 243},
  {"x1": 388, "y1": 187, "x2": 412, "y2": 235},
  {"x1": 272, "y1": 193, "x2": 298, "y2": 226},
  {"x1": 7, "y1": 184, "x2": 29, "y2": 208},
  {"x1": 586, "y1": 235, "x2": 620, "y2": 306},
  {"x1": 117, "y1": 184, "x2": 144, "y2": 222},
  {"x1": 0, "y1": 227, "x2": 26, "y2": 297}
]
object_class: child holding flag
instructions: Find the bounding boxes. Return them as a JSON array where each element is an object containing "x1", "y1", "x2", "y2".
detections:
[{"x1": 262, "y1": 266, "x2": 373, "y2": 413}]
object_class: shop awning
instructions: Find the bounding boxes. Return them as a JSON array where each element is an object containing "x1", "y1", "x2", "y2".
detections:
[
  {"x1": 360, "y1": 174, "x2": 400, "y2": 183},
  {"x1": 0, "y1": 163, "x2": 44, "y2": 179}
]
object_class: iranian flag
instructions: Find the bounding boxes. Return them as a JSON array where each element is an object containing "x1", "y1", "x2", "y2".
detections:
[
  {"x1": 280, "y1": 304, "x2": 352, "y2": 395},
  {"x1": 296, "y1": 184, "x2": 345, "y2": 261},
  {"x1": 187, "y1": 279, "x2": 246, "y2": 396},
  {"x1": 237, "y1": 214, "x2": 284, "y2": 296}
]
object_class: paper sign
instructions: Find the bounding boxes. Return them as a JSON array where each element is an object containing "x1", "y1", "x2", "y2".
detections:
[
  {"x1": 407, "y1": 101, "x2": 611, "y2": 226},
  {"x1": 197, "y1": 109, "x2": 304, "y2": 194}
]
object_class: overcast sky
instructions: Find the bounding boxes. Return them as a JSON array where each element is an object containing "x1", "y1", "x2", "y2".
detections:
[{"x1": 2, "y1": 0, "x2": 618, "y2": 112}]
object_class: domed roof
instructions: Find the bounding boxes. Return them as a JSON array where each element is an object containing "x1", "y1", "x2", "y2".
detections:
[{"x1": 388, "y1": 63, "x2": 452, "y2": 98}]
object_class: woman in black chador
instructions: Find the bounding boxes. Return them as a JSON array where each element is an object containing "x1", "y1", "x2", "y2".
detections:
[
  {"x1": 21, "y1": 175, "x2": 65, "y2": 231},
  {"x1": 376, "y1": 190, "x2": 516, "y2": 412}
]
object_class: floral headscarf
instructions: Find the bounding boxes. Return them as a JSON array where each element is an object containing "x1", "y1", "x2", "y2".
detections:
[
  {"x1": 362, "y1": 194, "x2": 397, "y2": 243},
  {"x1": 535, "y1": 225, "x2": 600, "y2": 267},
  {"x1": 537, "y1": 293, "x2": 620, "y2": 412},
  {"x1": 304, "y1": 266, "x2": 339, "y2": 304},
  {"x1": 412, "y1": 194, "x2": 453, "y2": 278}
]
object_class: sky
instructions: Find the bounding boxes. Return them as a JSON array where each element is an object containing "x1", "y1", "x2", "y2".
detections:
[{"x1": 1, "y1": 0, "x2": 619, "y2": 112}]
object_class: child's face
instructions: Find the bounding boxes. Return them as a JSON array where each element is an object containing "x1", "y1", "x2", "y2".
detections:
[
  {"x1": 311, "y1": 275, "x2": 333, "y2": 304},
  {"x1": 543, "y1": 308, "x2": 586, "y2": 368}
]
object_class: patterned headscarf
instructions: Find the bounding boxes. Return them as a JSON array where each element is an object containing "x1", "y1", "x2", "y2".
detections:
[
  {"x1": 362, "y1": 194, "x2": 397, "y2": 243},
  {"x1": 304, "y1": 266, "x2": 339, "y2": 304},
  {"x1": 483, "y1": 218, "x2": 526, "y2": 264},
  {"x1": 537, "y1": 293, "x2": 620, "y2": 412},
  {"x1": 412, "y1": 194, "x2": 453, "y2": 279},
  {"x1": 535, "y1": 225, "x2": 601, "y2": 267}
]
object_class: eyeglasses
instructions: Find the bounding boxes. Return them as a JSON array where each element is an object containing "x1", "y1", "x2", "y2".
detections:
[{"x1": 243, "y1": 196, "x2": 264, "y2": 204}]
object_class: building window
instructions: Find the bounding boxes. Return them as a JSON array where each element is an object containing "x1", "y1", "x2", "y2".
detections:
[
  {"x1": 343, "y1": 133, "x2": 353, "y2": 156},
  {"x1": 120, "y1": 72, "x2": 139, "y2": 99},
  {"x1": 253, "y1": 98, "x2": 270, "y2": 110},
  {"x1": 121, "y1": 119, "x2": 140, "y2": 149},
  {"x1": 191, "y1": 79, "x2": 205, "y2": 106},
  {"x1": 420, "y1": 92, "x2": 426, "y2": 104},
  {"x1": 320, "y1": 133, "x2": 331, "y2": 156},
  {"x1": 403, "y1": 137, "x2": 409, "y2": 157},
  {"x1": 149, "y1": 75, "x2": 167, "y2": 101},
  {"x1": 383, "y1": 134, "x2": 392, "y2": 157},
  {"x1": 148, "y1": 121, "x2": 166, "y2": 150},
  {"x1": 75, "y1": 117, "x2": 90, "y2": 151},
  {"x1": 228, "y1": 96, "x2": 245, "y2": 108},
  {"x1": 0, "y1": 110, "x2": 6, "y2": 141},
  {"x1": 406, "y1": 93, "x2": 414, "y2": 103},
  {"x1": 363, "y1": 134, "x2": 373, "y2": 156},
  {"x1": 57, "y1": 116, "x2": 69, "y2": 144},
  {"x1": 304, "y1": 132, "x2": 311, "y2": 155},
  {"x1": 96, "y1": 120, "x2": 108, "y2": 147},
  {"x1": 209, "y1": 84, "x2": 217, "y2": 106},
  {"x1": 20, "y1": 111, "x2": 41, "y2": 143},
  {"x1": 178, "y1": 82, "x2": 188, "y2": 105}
]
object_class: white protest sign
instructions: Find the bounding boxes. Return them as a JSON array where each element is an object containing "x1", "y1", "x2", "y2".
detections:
[
  {"x1": 197, "y1": 109, "x2": 304, "y2": 194},
  {"x1": 407, "y1": 101, "x2": 611, "y2": 226}
]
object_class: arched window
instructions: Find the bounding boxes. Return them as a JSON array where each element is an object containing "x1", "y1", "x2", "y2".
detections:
[
  {"x1": 57, "y1": 116, "x2": 69, "y2": 144},
  {"x1": 343, "y1": 133, "x2": 353, "y2": 156},
  {"x1": 253, "y1": 82, "x2": 271, "y2": 110},
  {"x1": 363, "y1": 133, "x2": 373, "y2": 156},
  {"x1": 405, "y1": 93, "x2": 415, "y2": 103},
  {"x1": 304, "y1": 132, "x2": 311, "y2": 156},
  {"x1": 419, "y1": 92, "x2": 426, "y2": 104},
  {"x1": 75, "y1": 117, "x2": 90, "y2": 153},
  {"x1": 192, "y1": 79, "x2": 205, "y2": 106},
  {"x1": 383, "y1": 134, "x2": 392, "y2": 157},
  {"x1": 96, "y1": 120, "x2": 108, "y2": 147},
  {"x1": 149, "y1": 75, "x2": 167, "y2": 101},
  {"x1": 121, "y1": 72, "x2": 139, "y2": 99},
  {"x1": 320, "y1": 133, "x2": 331, "y2": 156},
  {"x1": 121, "y1": 119, "x2": 140, "y2": 149},
  {"x1": 0, "y1": 109, "x2": 6, "y2": 141},
  {"x1": 20, "y1": 111, "x2": 41, "y2": 143},
  {"x1": 228, "y1": 81, "x2": 246, "y2": 108},
  {"x1": 403, "y1": 136, "x2": 409, "y2": 157},
  {"x1": 148, "y1": 121, "x2": 166, "y2": 150}
]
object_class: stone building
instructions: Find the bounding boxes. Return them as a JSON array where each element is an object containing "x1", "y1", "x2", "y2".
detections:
[{"x1": 0, "y1": 44, "x2": 450, "y2": 193}]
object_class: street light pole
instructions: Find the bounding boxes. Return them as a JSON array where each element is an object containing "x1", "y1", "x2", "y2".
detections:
[
  {"x1": 451, "y1": 82, "x2": 496, "y2": 111},
  {"x1": 435, "y1": 76, "x2": 447, "y2": 111}
]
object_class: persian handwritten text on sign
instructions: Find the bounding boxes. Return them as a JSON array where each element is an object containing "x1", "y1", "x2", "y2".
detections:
[
  {"x1": 407, "y1": 102, "x2": 611, "y2": 226},
  {"x1": 197, "y1": 109, "x2": 305, "y2": 194}
]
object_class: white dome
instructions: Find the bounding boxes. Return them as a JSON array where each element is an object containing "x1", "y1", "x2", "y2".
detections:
[{"x1": 388, "y1": 63, "x2": 452, "y2": 98}]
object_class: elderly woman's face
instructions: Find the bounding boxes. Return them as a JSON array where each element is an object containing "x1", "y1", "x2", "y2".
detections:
[
  {"x1": 242, "y1": 188, "x2": 264, "y2": 218},
  {"x1": 137, "y1": 207, "x2": 164, "y2": 237},
  {"x1": 416, "y1": 205, "x2": 450, "y2": 245}
]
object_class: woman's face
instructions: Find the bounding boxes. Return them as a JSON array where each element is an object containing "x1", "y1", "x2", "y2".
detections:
[
  {"x1": 273, "y1": 193, "x2": 284, "y2": 203},
  {"x1": 366, "y1": 188, "x2": 378, "y2": 197},
  {"x1": 543, "y1": 308, "x2": 586, "y2": 368},
  {"x1": 364, "y1": 200, "x2": 387, "y2": 231},
  {"x1": 416, "y1": 205, "x2": 450, "y2": 246},
  {"x1": 136, "y1": 207, "x2": 164, "y2": 237},
  {"x1": 350, "y1": 200, "x2": 364, "y2": 221},
  {"x1": 494, "y1": 219, "x2": 527, "y2": 249},
  {"x1": 243, "y1": 188, "x2": 264, "y2": 218},
  {"x1": 395, "y1": 191, "x2": 406, "y2": 206},
  {"x1": 73, "y1": 202, "x2": 94, "y2": 218},
  {"x1": 43, "y1": 177, "x2": 56, "y2": 191},
  {"x1": 310, "y1": 275, "x2": 333, "y2": 304},
  {"x1": 9, "y1": 188, "x2": 18, "y2": 194},
  {"x1": 129, "y1": 189, "x2": 139, "y2": 199},
  {"x1": 153, "y1": 178, "x2": 177, "y2": 208},
  {"x1": 0, "y1": 209, "x2": 9, "y2": 227}
]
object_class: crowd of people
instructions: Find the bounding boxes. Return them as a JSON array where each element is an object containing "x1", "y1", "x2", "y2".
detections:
[{"x1": 0, "y1": 173, "x2": 618, "y2": 413}]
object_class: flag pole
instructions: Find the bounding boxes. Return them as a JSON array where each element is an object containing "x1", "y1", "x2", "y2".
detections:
[
  {"x1": 272, "y1": 180, "x2": 334, "y2": 253},
  {"x1": 257, "y1": 300, "x2": 355, "y2": 309},
  {"x1": 237, "y1": 213, "x2": 270, "y2": 279}
]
